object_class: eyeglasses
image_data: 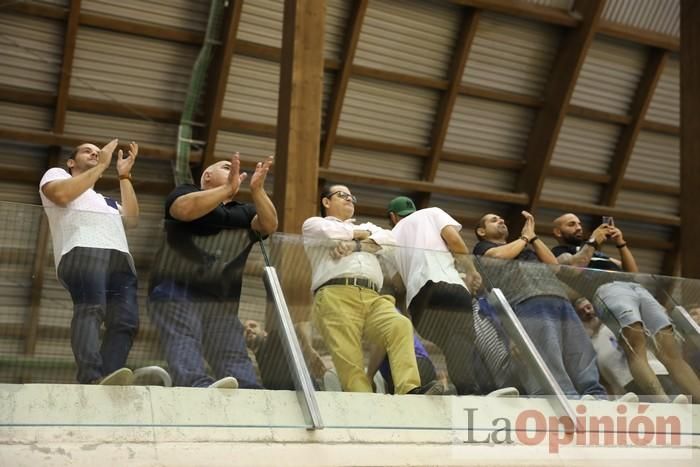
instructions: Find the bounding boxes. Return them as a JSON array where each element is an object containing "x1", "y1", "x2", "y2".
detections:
[{"x1": 329, "y1": 191, "x2": 357, "y2": 204}]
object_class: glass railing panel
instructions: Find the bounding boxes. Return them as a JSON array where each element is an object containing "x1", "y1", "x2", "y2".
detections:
[
  {"x1": 475, "y1": 251, "x2": 697, "y2": 405},
  {"x1": 268, "y1": 233, "x2": 538, "y2": 402},
  {"x1": 647, "y1": 274, "x2": 700, "y2": 381}
]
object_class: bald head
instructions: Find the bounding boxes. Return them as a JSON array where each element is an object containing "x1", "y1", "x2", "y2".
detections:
[
  {"x1": 552, "y1": 213, "x2": 583, "y2": 245},
  {"x1": 200, "y1": 160, "x2": 232, "y2": 190}
]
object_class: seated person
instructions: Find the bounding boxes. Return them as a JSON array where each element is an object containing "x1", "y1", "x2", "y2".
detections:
[
  {"x1": 244, "y1": 319, "x2": 327, "y2": 390},
  {"x1": 574, "y1": 297, "x2": 682, "y2": 403}
]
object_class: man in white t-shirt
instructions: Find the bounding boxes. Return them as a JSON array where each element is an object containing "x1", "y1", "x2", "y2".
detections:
[
  {"x1": 388, "y1": 197, "x2": 511, "y2": 395},
  {"x1": 39, "y1": 139, "x2": 141, "y2": 385}
]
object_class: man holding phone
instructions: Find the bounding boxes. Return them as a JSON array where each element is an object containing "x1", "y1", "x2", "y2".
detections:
[
  {"x1": 551, "y1": 213, "x2": 700, "y2": 403},
  {"x1": 551, "y1": 213, "x2": 636, "y2": 272}
]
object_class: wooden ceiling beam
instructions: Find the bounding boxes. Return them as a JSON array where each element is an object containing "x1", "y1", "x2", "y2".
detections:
[
  {"x1": 459, "y1": 84, "x2": 542, "y2": 108},
  {"x1": 447, "y1": 0, "x2": 578, "y2": 27},
  {"x1": 512, "y1": 0, "x2": 606, "y2": 232},
  {"x1": 567, "y1": 104, "x2": 631, "y2": 125},
  {"x1": 0, "y1": 127, "x2": 189, "y2": 162},
  {"x1": 538, "y1": 198, "x2": 680, "y2": 226},
  {"x1": 680, "y1": 0, "x2": 700, "y2": 279},
  {"x1": 420, "y1": 8, "x2": 481, "y2": 209},
  {"x1": 200, "y1": 0, "x2": 244, "y2": 170},
  {"x1": 600, "y1": 48, "x2": 668, "y2": 206},
  {"x1": 320, "y1": 0, "x2": 368, "y2": 168},
  {"x1": 641, "y1": 120, "x2": 680, "y2": 136},
  {"x1": 598, "y1": 20, "x2": 680, "y2": 52},
  {"x1": 319, "y1": 168, "x2": 529, "y2": 205}
]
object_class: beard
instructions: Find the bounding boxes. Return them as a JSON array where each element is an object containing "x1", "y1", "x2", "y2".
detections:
[{"x1": 562, "y1": 231, "x2": 583, "y2": 246}]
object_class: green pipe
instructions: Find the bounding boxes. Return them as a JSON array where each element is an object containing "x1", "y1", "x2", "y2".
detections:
[{"x1": 175, "y1": 0, "x2": 227, "y2": 185}]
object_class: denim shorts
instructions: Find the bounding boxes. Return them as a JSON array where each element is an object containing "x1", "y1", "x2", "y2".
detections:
[{"x1": 594, "y1": 281, "x2": 672, "y2": 336}]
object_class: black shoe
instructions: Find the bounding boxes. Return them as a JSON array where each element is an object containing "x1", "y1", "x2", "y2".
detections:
[{"x1": 407, "y1": 380, "x2": 445, "y2": 395}]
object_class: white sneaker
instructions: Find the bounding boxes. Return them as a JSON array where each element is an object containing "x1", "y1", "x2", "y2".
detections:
[
  {"x1": 580, "y1": 394, "x2": 597, "y2": 401},
  {"x1": 133, "y1": 366, "x2": 172, "y2": 387},
  {"x1": 617, "y1": 392, "x2": 639, "y2": 403},
  {"x1": 672, "y1": 394, "x2": 689, "y2": 404},
  {"x1": 98, "y1": 367, "x2": 134, "y2": 386},
  {"x1": 486, "y1": 387, "x2": 519, "y2": 397},
  {"x1": 209, "y1": 376, "x2": 239, "y2": 389}
]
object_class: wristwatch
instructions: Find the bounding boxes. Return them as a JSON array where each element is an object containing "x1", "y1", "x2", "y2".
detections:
[{"x1": 585, "y1": 238, "x2": 598, "y2": 248}]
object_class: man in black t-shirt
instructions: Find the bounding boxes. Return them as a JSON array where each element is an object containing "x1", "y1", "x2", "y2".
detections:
[
  {"x1": 472, "y1": 211, "x2": 605, "y2": 398},
  {"x1": 149, "y1": 152, "x2": 277, "y2": 389},
  {"x1": 551, "y1": 213, "x2": 700, "y2": 403}
]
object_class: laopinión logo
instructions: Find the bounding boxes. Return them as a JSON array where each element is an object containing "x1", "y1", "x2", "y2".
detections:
[{"x1": 459, "y1": 403, "x2": 692, "y2": 455}]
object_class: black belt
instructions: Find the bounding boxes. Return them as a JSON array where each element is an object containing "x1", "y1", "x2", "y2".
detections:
[{"x1": 316, "y1": 277, "x2": 379, "y2": 294}]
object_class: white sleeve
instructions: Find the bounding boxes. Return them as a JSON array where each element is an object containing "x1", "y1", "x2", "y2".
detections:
[
  {"x1": 359, "y1": 222, "x2": 397, "y2": 247},
  {"x1": 39, "y1": 168, "x2": 70, "y2": 190},
  {"x1": 430, "y1": 207, "x2": 462, "y2": 233},
  {"x1": 302, "y1": 217, "x2": 354, "y2": 240}
]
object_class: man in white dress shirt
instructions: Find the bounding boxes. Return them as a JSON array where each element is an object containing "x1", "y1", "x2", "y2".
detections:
[
  {"x1": 39, "y1": 139, "x2": 142, "y2": 385},
  {"x1": 302, "y1": 184, "x2": 439, "y2": 394}
]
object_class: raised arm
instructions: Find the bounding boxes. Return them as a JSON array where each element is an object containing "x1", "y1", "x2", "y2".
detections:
[
  {"x1": 248, "y1": 156, "x2": 278, "y2": 236},
  {"x1": 41, "y1": 139, "x2": 117, "y2": 206},
  {"x1": 116, "y1": 141, "x2": 139, "y2": 228},
  {"x1": 556, "y1": 224, "x2": 608, "y2": 267},
  {"x1": 169, "y1": 153, "x2": 246, "y2": 222},
  {"x1": 609, "y1": 226, "x2": 638, "y2": 273},
  {"x1": 521, "y1": 211, "x2": 558, "y2": 265}
]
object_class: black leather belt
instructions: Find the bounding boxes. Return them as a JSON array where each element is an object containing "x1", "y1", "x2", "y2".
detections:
[{"x1": 316, "y1": 277, "x2": 379, "y2": 294}]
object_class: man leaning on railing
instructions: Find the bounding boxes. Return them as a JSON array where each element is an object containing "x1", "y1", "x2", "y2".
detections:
[
  {"x1": 552, "y1": 213, "x2": 700, "y2": 403},
  {"x1": 148, "y1": 152, "x2": 277, "y2": 390},
  {"x1": 473, "y1": 211, "x2": 607, "y2": 400},
  {"x1": 302, "y1": 184, "x2": 442, "y2": 395},
  {"x1": 39, "y1": 139, "x2": 148, "y2": 385}
]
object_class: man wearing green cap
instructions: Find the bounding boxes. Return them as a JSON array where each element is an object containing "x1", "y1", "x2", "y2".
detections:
[{"x1": 387, "y1": 197, "x2": 487, "y2": 395}]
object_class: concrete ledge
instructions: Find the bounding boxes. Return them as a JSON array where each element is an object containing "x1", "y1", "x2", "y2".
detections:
[{"x1": 1, "y1": 384, "x2": 698, "y2": 466}]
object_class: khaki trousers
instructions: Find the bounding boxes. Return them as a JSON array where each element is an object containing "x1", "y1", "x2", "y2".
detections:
[{"x1": 313, "y1": 285, "x2": 420, "y2": 394}]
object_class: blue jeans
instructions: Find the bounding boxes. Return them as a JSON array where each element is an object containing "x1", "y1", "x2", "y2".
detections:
[
  {"x1": 57, "y1": 247, "x2": 139, "y2": 384},
  {"x1": 515, "y1": 296, "x2": 606, "y2": 397},
  {"x1": 149, "y1": 281, "x2": 261, "y2": 388}
]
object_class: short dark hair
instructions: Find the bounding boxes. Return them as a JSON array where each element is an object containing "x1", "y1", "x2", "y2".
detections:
[
  {"x1": 319, "y1": 183, "x2": 341, "y2": 217},
  {"x1": 474, "y1": 214, "x2": 488, "y2": 241},
  {"x1": 66, "y1": 145, "x2": 81, "y2": 175}
]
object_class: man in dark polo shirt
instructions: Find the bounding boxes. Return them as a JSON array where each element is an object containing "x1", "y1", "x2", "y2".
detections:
[{"x1": 149, "y1": 152, "x2": 277, "y2": 389}]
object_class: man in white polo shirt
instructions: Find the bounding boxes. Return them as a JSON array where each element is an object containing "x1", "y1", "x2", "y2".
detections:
[{"x1": 39, "y1": 138, "x2": 142, "y2": 385}]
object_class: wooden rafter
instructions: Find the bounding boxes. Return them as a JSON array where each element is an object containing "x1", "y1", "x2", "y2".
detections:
[
  {"x1": 10, "y1": 0, "x2": 681, "y2": 53},
  {"x1": 447, "y1": 0, "x2": 577, "y2": 27},
  {"x1": 419, "y1": 8, "x2": 480, "y2": 209},
  {"x1": 600, "y1": 48, "x2": 668, "y2": 206},
  {"x1": 680, "y1": 0, "x2": 700, "y2": 279},
  {"x1": 24, "y1": 0, "x2": 82, "y2": 357},
  {"x1": 512, "y1": 0, "x2": 606, "y2": 233},
  {"x1": 0, "y1": 127, "x2": 187, "y2": 162},
  {"x1": 200, "y1": 0, "x2": 244, "y2": 170},
  {"x1": 319, "y1": 0, "x2": 368, "y2": 168}
]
